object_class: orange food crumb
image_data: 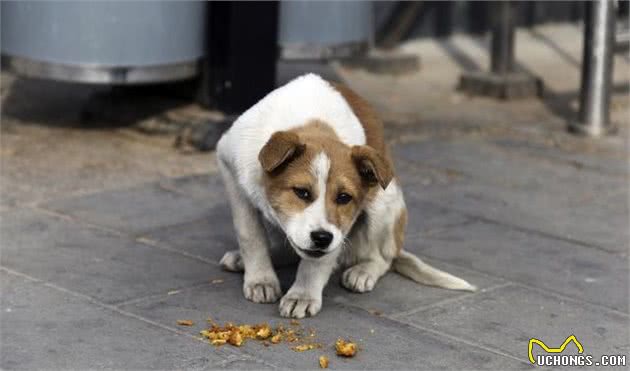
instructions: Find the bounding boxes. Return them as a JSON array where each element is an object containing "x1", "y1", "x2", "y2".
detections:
[
  {"x1": 256, "y1": 324, "x2": 272, "y2": 339},
  {"x1": 335, "y1": 339, "x2": 357, "y2": 357},
  {"x1": 319, "y1": 355, "x2": 329, "y2": 368},
  {"x1": 270, "y1": 333, "x2": 282, "y2": 344},
  {"x1": 228, "y1": 330, "x2": 244, "y2": 347},
  {"x1": 176, "y1": 320, "x2": 194, "y2": 326}
]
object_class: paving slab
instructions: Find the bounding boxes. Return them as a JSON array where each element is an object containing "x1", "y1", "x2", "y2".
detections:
[
  {"x1": 325, "y1": 258, "x2": 504, "y2": 316},
  {"x1": 409, "y1": 220, "x2": 629, "y2": 312},
  {"x1": 142, "y1": 202, "x2": 237, "y2": 264},
  {"x1": 121, "y1": 276, "x2": 528, "y2": 370},
  {"x1": 159, "y1": 173, "x2": 226, "y2": 203},
  {"x1": 411, "y1": 182, "x2": 628, "y2": 254},
  {"x1": 395, "y1": 139, "x2": 629, "y2": 252},
  {"x1": 0, "y1": 271, "x2": 234, "y2": 370},
  {"x1": 0, "y1": 208, "x2": 231, "y2": 304},
  {"x1": 404, "y1": 197, "x2": 470, "y2": 235},
  {"x1": 398, "y1": 284, "x2": 630, "y2": 364},
  {"x1": 44, "y1": 183, "x2": 215, "y2": 235},
  {"x1": 490, "y1": 138, "x2": 630, "y2": 177}
]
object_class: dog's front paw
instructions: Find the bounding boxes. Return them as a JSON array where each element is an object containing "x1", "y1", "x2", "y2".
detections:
[
  {"x1": 243, "y1": 276, "x2": 281, "y2": 303},
  {"x1": 342, "y1": 266, "x2": 377, "y2": 293},
  {"x1": 220, "y1": 250, "x2": 244, "y2": 272},
  {"x1": 279, "y1": 292, "x2": 322, "y2": 318}
]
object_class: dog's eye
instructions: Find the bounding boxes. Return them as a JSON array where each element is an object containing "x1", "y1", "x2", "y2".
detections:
[
  {"x1": 335, "y1": 192, "x2": 353, "y2": 205},
  {"x1": 293, "y1": 187, "x2": 312, "y2": 201}
]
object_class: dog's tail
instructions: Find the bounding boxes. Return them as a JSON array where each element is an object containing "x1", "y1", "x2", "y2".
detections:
[{"x1": 392, "y1": 250, "x2": 477, "y2": 292}]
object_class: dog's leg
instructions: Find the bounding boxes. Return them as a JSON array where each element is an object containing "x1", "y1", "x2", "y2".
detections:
[
  {"x1": 279, "y1": 251, "x2": 340, "y2": 318},
  {"x1": 341, "y1": 183, "x2": 406, "y2": 293},
  {"x1": 218, "y1": 160, "x2": 281, "y2": 303},
  {"x1": 341, "y1": 223, "x2": 395, "y2": 293}
]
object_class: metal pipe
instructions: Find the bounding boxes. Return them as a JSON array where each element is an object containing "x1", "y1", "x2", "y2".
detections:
[
  {"x1": 572, "y1": 0, "x2": 616, "y2": 136},
  {"x1": 490, "y1": 2, "x2": 516, "y2": 74}
]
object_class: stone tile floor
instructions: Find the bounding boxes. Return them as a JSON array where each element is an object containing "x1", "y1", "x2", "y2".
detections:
[
  {"x1": 2, "y1": 133, "x2": 628, "y2": 369},
  {"x1": 2, "y1": 23, "x2": 629, "y2": 370}
]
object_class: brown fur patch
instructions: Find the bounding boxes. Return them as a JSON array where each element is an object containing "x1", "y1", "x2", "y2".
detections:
[
  {"x1": 332, "y1": 82, "x2": 396, "y2": 185},
  {"x1": 261, "y1": 120, "x2": 370, "y2": 233},
  {"x1": 394, "y1": 208, "x2": 407, "y2": 256},
  {"x1": 259, "y1": 131, "x2": 305, "y2": 172},
  {"x1": 331, "y1": 83, "x2": 386, "y2": 153}
]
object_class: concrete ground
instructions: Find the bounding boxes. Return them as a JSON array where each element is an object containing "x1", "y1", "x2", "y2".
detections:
[{"x1": 1, "y1": 24, "x2": 629, "y2": 370}]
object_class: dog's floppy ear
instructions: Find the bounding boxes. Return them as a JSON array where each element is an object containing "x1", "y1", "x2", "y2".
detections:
[
  {"x1": 259, "y1": 131, "x2": 305, "y2": 172},
  {"x1": 351, "y1": 145, "x2": 393, "y2": 190}
]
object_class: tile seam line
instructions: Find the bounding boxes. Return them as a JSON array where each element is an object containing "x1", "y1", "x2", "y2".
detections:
[
  {"x1": 397, "y1": 136, "x2": 628, "y2": 180},
  {"x1": 511, "y1": 281, "x2": 630, "y2": 318},
  {"x1": 389, "y1": 253, "x2": 630, "y2": 317},
  {"x1": 27, "y1": 204, "x2": 222, "y2": 267},
  {"x1": 112, "y1": 277, "x2": 239, "y2": 308},
  {"x1": 388, "y1": 315, "x2": 532, "y2": 366},
  {"x1": 412, "y1": 197, "x2": 627, "y2": 255},
  {"x1": 31, "y1": 204, "x2": 128, "y2": 238},
  {"x1": 0, "y1": 266, "x2": 245, "y2": 360},
  {"x1": 388, "y1": 281, "x2": 513, "y2": 319},
  {"x1": 134, "y1": 236, "x2": 221, "y2": 266}
]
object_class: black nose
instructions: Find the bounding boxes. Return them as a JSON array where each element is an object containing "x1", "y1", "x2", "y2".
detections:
[{"x1": 310, "y1": 230, "x2": 333, "y2": 249}]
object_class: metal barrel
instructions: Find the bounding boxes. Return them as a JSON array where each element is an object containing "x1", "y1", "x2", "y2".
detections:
[
  {"x1": 1, "y1": 1, "x2": 206, "y2": 84},
  {"x1": 278, "y1": 1, "x2": 373, "y2": 60},
  {"x1": 571, "y1": 0, "x2": 616, "y2": 136}
]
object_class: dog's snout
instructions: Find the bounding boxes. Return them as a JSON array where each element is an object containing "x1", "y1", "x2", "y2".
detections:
[{"x1": 310, "y1": 230, "x2": 333, "y2": 249}]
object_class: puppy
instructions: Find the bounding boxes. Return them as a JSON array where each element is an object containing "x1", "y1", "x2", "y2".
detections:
[{"x1": 216, "y1": 74, "x2": 474, "y2": 318}]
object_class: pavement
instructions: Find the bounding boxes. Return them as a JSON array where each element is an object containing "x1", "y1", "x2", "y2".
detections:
[{"x1": 1, "y1": 24, "x2": 629, "y2": 370}]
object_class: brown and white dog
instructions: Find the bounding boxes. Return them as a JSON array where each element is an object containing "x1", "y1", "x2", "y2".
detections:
[{"x1": 216, "y1": 74, "x2": 474, "y2": 318}]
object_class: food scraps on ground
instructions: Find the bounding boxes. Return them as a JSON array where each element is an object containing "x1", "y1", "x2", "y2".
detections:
[
  {"x1": 335, "y1": 339, "x2": 358, "y2": 357},
  {"x1": 200, "y1": 321, "x2": 318, "y2": 350},
  {"x1": 176, "y1": 320, "x2": 194, "y2": 326},
  {"x1": 319, "y1": 355, "x2": 329, "y2": 369},
  {"x1": 199, "y1": 320, "x2": 359, "y2": 367}
]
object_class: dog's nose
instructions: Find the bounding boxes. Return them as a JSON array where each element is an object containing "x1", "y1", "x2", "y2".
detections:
[{"x1": 310, "y1": 230, "x2": 333, "y2": 249}]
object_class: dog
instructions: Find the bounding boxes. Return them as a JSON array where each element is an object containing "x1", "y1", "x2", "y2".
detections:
[{"x1": 216, "y1": 74, "x2": 475, "y2": 318}]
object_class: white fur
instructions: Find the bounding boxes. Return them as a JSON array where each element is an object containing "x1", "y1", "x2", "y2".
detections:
[{"x1": 340, "y1": 179, "x2": 405, "y2": 292}]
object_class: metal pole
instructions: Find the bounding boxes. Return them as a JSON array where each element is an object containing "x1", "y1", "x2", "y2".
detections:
[
  {"x1": 458, "y1": 1, "x2": 542, "y2": 99},
  {"x1": 490, "y1": 2, "x2": 516, "y2": 75},
  {"x1": 571, "y1": 0, "x2": 616, "y2": 136}
]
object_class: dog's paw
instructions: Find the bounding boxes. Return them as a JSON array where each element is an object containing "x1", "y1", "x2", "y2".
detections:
[
  {"x1": 243, "y1": 276, "x2": 281, "y2": 303},
  {"x1": 279, "y1": 292, "x2": 322, "y2": 318},
  {"x1": 341, "y1": 266, "x2": 377, "y2": 293},
  {"x1": 220, "y1": 250, "x2": 244, "y2": 272}
]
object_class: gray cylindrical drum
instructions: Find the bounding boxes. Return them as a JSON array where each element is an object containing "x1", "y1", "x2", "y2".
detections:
[
  {"x1": 279, "y1": 1, "x2": 372, "y2": 60},
  {"x1": 1, "y1": 1, "x2": 206, "y2": 84}
]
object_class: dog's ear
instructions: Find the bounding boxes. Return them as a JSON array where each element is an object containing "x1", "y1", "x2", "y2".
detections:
[
  {"x1": 259, "y1": 131, "x2": 305, "y2": 172},
  {"x1": 351, "y1": 145, "x2": 393, "y2": 190}
]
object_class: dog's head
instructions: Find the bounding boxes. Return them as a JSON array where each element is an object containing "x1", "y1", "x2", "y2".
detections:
[{"x1": 258, "y1": 121, "x2": 392, "y2": 260}]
